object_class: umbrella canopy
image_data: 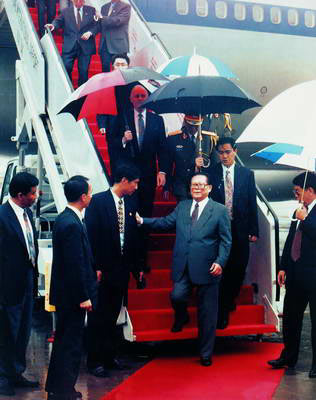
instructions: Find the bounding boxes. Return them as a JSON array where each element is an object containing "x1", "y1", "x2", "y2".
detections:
[
  {"x1": 157, "y1": 54, "x2": 237, "y2": 79},
  {"x1": 59, "y1": 67, "x2": 169, "y2": 121},
  {"x1": 141, "y1": 76, "x2": 260, "y2": 115}
]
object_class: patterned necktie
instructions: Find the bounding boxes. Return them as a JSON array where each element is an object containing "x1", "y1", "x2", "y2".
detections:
[
  {"x1": 23, "y1": 210, "x2": 36, "y2": 267},
  {"x1": 225, "y1": 170, "x2": 233, "y2": 219},
  {"x1": 138, "y1": 113, "x2": 145, "y2": 149},
  {"x1": 191, "y1": 202, "x2": 199, "y2": 226},
  {"x1": 76, "y1": 8, "x2": 82, "y2": 29},
  {"x1": 118, "y1": 199, "x2": 124, "y2": 234},
  {"x1": 108, "y1": 3, "x2": 113, "y2": 16}
]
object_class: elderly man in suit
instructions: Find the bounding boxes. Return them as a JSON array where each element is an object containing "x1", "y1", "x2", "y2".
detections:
[
  {"x1": 46, "y1": 0, "x2": 98, "y2": 86},
  {"x1": 0, "y1": 172, "x2": 39, "y2": 396},
  {"x1": 115, "y1": 84, "x2": 168, "y2": 271},
  {"x1": 97, "y1": 0, "x2": 131, "y2": 72},
  {"x1": 45, "y1": 176, "x2": 97, "y2": 400},
  {"x1": 137, "y1": 173, "x2": 231, "y2": 366},
  {"x1": 268, "y1": 172, "x2": 316, "y2": 378},
  {"x1": 207, "y1": 137, "x2": 259, "y2": 329},
  {"x1": 85, "y1": 163, "x2": 143, "y2": 378}
]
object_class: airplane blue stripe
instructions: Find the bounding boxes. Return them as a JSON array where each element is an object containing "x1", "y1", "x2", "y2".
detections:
[
  {"x1": 161, "y1": 56, "x2": 190, "y2": 76},
  {"x1": 263, "y1": 143, "x2": 304, "y2": 155},
  {"x1": 255, "y1": 152, "x2": 283, "y2": 163}
]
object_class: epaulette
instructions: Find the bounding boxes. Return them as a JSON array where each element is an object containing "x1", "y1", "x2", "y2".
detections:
[{"x1": 201, "y1": 130, "x2": 218, "y2": 137}]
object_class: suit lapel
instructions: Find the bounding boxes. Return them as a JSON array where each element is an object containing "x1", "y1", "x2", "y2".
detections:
[
  {"x1": 68, "y1": 6, "x2": 78, "y2": 30},
  {"x1": 105, "y1": 191, "x2": 121, "y2": 252},
  {"x1": 215, "y1": 164, "x2": 225, "y2": 202},
  {"x1": 6, "y1": 202, "x2": 28, "y2": 249},
  {"x1": 233, "y1": 164, "x2": 241, "y2": 205},
  {"x1": 127, "y1": 110, "x2": 140, "y2": 156}
]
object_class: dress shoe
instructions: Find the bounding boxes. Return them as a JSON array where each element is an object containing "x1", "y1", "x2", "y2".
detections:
[
  {"x1": 104, "y1": 358, "x2": 131, "y2": 370},
  {"x1": 47, "y1": 393, "x2": 75, "y2": 400},
  {"x1": 309, "y1": 367, "x2": 316, "y2": 378},
  {"x1": 13, "y1": 375, "x2": 39, "y2": 387},
  {"x1": 267, "y1": 357, "x2": 294, "y2": 369},
  {"x1": 171, "y1": 316, "x2": 190, "y2": 332},
  {"x1": 0, "y1": 383, "x2": 15, "y2": 396},
  {"x1": 88, "y1": 366, "x2": 110, "y2": 378},
  {"x1": 200, "y1": 358, "x2": 212, "y2": 367}
]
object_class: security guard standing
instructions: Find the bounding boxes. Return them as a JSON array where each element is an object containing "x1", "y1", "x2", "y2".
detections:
[{"x1": 165, "y1": 115, "x2": 218, "y2": 201}]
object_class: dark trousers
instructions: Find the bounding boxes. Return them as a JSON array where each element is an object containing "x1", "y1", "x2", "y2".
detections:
[
  {"x1": 100, "y1": 41, "x2": 113, "y2": 73},
  {"x1": 0, "y1": 270, "x2": 34, "y2": 384},
  {"x1": 217, "y1": 223, "x2": 249, "y2": 323},
  {"x1": 281, "y1": 264, "x2": 316, "y2": 367},
  {"x1": 37, "y1": 0, "x2": 57, "y2": 37},
  {"x1": 171, "y1": 269, "x2": 219, "y2": 359},
  {"x1": 62, "y1": 43, "x2": 91, "y2": 87},
  {"x1": 45, "y1": 307, "x2": 86, "y2": 395},
  {"x1": 87, "y1": 282, "x2": 126, "y2": 368}
]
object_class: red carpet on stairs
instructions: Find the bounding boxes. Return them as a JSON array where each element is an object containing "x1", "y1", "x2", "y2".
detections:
[{"x1": 102, "y1": 343, "x2": 284, "y2": 400}]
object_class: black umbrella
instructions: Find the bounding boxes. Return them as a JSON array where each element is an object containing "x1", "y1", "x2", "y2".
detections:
[{"x1": 141, "y1": 76, "x2": 260, "y2": 115}]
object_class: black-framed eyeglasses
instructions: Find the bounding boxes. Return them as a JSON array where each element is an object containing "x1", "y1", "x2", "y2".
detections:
[{"x1": 191, "y1": 183, "x2": 208, "y2": 189}]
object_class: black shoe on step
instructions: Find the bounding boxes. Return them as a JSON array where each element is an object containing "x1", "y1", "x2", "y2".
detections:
[
  {"x1": 171, "y1": 316, "x2": 190, "y2": 333},
  {"x1": 88, "y1": 366, "x2": 110, "y2": 378},
  {"x1": 267, "y1": 357, "x2": 293, "y2": 369},
  {"x1": 104, "y1": 358, "x2": 131, "y2": 370}
]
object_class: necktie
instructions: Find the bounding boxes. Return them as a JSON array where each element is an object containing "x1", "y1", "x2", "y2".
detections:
[
  {"x1": 23, "y1": 210, "x2": 36, "y2": 267},
  {"x1": 138, "y1": 113, "x2": 145, "y2": 149},
  {"x1": 191, "y1": 202, "x2": 199, "y2": 226},
  {"x1": 118, "y1": 199, "x2": 124, "y2": 234},
  {"x1": 76, "y1": 8, "x2": 82, "y2": 29},
  {"x1": 225, "y1": 170, "x2": 233, "y2": 219}
]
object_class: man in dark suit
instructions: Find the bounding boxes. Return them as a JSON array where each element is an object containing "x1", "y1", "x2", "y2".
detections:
[
  {"x1": 46, "y1": 0, "x2": 98, "y2": 86},
  {"x1": 37, "y1": 0, "x2": 57, "y2": 37},
  {"x1": 97, "y1": 0, "x2": 131, "y2": 72},
  {"x1": 85, "y1": 163, "x2": 143, "y2": 377},
  {"x1": 207, "y1": 137, "x2": 259, "y2": 328},
  {"x1": 45, "y1": 176, "x2": 97, "y2": 400},
  {"x1": 138, "y1": 173, "x2": 231, "y2": 366},
  {"x1": 268, "y1": 172, "x2": 316, "y2": 378},
  {"x1": 166, "y1": 115, "x2": 217, "y2": 201},
  {"x1": 0, "y1": 172, "x2": 39, "y2": 396},
  {"x1": 115, "y1": 84, "x2": 169, "y2": 270}
]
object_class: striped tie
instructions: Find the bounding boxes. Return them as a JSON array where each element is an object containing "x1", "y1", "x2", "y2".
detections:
[
  {"x1": 118, "y1": 199, "x2": 124, "y2": 234},
  {"x1": 23, "y1": 210, "x2": 36, "y2": 267}
]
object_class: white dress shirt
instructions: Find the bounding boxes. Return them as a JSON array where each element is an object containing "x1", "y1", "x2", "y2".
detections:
[
  {"x1": 190, "y1": 197, "x2": 209, "y2": 220},
  {"x1": 67, "y1": 205, "x2": 84, "y2": 222}
]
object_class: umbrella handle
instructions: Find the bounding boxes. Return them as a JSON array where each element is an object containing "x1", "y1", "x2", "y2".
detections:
[{"x1": 123, "y1": 113, "x2": 135, "y2": 159}]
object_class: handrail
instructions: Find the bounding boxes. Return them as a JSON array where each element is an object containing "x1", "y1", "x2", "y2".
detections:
[{"x1": 237, "y1": 154, "x2": 280, "y2": 301}]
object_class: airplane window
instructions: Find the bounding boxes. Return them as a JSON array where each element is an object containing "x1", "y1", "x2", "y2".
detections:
[
  {"x1": 234, "y1": 3, "x2": 246, "y2": 21},
  {"x1": 176, "y1": 0, "x2": 189, "y2": 15},
  {"x1": 196, "y1": 0, "x2": 208, "y2": 17},
  {"x1": 305, "y1": 10, "x2": 316, "y2": 28},
  {"x1": 270, "y1": 7, "x2": 281, "y2": 24},
  {"x1": 215, "y1": 1, "x2": 227, "y2": 19},
  {"x1": 288, "y1": 9, "x2": 299, "y2": 26},
  {"x1": 253, "y1": 5, "x2": 264, "y2": 23}
]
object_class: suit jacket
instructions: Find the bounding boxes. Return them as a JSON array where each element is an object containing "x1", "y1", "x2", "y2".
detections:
[
  {"x1": 85, "y1": 190, "x2": 140, "y2": 288},
  {"x1": 52, "y1": 5, "x2": 98, "y2": 55},
  {"x1": 98, "y1": 0, "x2": 131, "y2": 54},
  {"x1": 114, "y1": 109, "x2": 169, "y2": 178},
  {"x1": 208, "y1": 163, "x2": 259, "y2": 241},
  {"x1": 0, "y1": 202, "x2": 39, "y2": 306},
  {"x1": 143, "y1": 199, "x2": 231, "y2": 285},
  {"x1": 280, "y1": 204, "x2": 316, "y2": 274},
  {"x1": 49, "y1": 207, "x2": 98, "y2": 309}
]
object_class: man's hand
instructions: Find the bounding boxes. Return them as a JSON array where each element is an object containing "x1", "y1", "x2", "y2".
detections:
[
  {"x1": 81, "y1": 31, "x2": 92, "y2": 40},
  {"x1": 122, "y1": 130, "x2": 133, "y2": 144},
  {"x1": 135, "y1": 212, "x2": 143, "y2": 225},
  {"x1": 210, "y1": 263, "x2": 222, "y2": 276},
  {"x1": 249, "y1": 235, "x2": 258, "y2": 242},
  {"x1": 163, "y1": 190, "x2": 170, "y2": 201},
  {"x1": 195, "y1": 156, "x2": 204, "y2": 168},
  {"x1": 296, "y1": 205, "x2": 308, "y2": 221},
  {"x1": 45, "y1": 24, "x2": 54, "y2": 31},
  {"x1": 80, "y1": 299, "x2": 93, "y2": 311},
  {"x1": 278, "y1": 270, "x2": 286, "y2": 287},
  {"x1": 99, "y1": 128, "x2": 106, "y2": 134},
  {"x1": 96, "y1": 270, "x2": 102, "y2": 282},
  {"x1": 157, "y1": 172, "x2": 166, "y2": 187}
]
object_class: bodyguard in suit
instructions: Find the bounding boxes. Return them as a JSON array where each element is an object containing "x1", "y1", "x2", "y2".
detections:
[
  {"x1": 85, "y1": 163, "x2": 143, "y2": 378},
  {"x1": 0, "y1": 172, "x2": 39, "y2": 396},
  {"x1": 45, "y1": 176, "x2": 97, "y2": 400},
  {"x1": 207, "y1": 137, "x2": 259, "y2": 328},
  {"x1": 97, "y1": 0, "x2": 131, "y2": 72},
  {"x1": 36, "y1": 0, "x2": 57, "y2": 37},
  {"x1": 138, "y1": 173, "x2": 231, "y2": 366},
  {"x1": 268, "y1": 172, "x2": 316, "y2": 378},
  {"x1": 46, "y1": 0, "x2": 98, "y2": 86},
  {"x1": 115, "y1": 84, "x2": 169, "y2": 270}
]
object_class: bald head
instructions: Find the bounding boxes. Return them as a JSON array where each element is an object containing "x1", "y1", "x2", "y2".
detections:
[{"x1": 130, "y1": 85, "x2": 148, "y2": 111}]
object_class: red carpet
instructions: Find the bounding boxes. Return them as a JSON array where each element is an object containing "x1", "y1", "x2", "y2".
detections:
[{"x1": 102, "y1": 342, "x2": 284, "y2": 400}]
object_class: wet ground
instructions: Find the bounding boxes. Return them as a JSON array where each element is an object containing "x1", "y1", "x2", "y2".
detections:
[{"x1": 1, "y1": 307, "x2": 315, "y2": 400}]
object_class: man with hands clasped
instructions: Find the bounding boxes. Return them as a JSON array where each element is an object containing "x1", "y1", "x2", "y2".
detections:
[
  {"x1": 268, "y1": 172, "x2": 316, "y2": 378},
  {"x1": 137, "y1": 173, "x2": 231, "y2": 366}
]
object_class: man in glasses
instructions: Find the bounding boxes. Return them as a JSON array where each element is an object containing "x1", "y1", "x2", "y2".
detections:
[
  {"x1": 268, "y1": 172, "x2": 316, "y2": 377},
  {"x1": 207, "y1": 137, "x2": 259, "y2": 329},
  {"x1": 137, "y1": 173, "x2": 231, "y2": 366}
]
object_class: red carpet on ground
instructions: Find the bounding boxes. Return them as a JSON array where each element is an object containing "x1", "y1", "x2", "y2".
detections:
[{"x1": 102, "y1": 342, "x2": 284, "y2": 400}]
